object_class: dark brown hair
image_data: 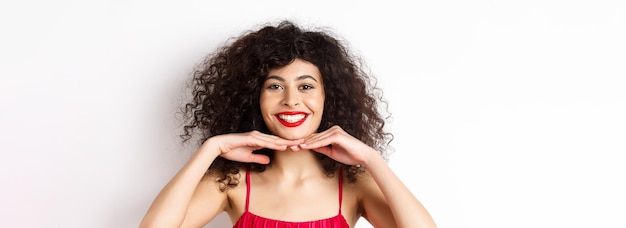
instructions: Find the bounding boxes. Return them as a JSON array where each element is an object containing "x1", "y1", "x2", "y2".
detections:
[{"x1": 181, "y1": 20, "x2": 392, "y2": 191}]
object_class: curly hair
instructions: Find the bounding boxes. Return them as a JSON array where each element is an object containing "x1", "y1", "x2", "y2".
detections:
[{"x1": 180, "y1": 20, "x2": 393, "y2": 191}]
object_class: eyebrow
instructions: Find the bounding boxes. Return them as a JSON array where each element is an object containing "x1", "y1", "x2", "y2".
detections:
[{"x1": 265, "y1": 75, "x2": 319, "y2": 82}]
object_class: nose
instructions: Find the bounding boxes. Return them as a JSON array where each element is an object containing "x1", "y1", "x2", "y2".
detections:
[{"x1": 282, "y1": 88, "x2": 300, "y2": 107}]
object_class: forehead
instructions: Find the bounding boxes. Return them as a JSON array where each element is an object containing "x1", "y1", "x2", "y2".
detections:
[{"x1": 266, "y1": 59, "x2": 322, "y2": 81}]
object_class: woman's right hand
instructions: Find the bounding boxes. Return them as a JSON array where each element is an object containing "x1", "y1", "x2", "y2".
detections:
[{"x1": 200, "y1": 131, "x2": 303, "y2": 164}]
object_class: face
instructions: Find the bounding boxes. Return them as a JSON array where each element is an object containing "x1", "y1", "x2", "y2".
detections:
[{"x1": 260, "y1": 58, "x2": 325, "y2": 140}]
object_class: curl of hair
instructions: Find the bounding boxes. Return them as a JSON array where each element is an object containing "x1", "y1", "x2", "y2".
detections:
[{"x1": 180, "y1": 20, "x2": 393, "y2": 191}]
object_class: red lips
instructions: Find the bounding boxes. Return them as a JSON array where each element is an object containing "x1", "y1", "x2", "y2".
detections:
[{"x1": 275, "y1": 111, "x2": 308, "y2": 127}]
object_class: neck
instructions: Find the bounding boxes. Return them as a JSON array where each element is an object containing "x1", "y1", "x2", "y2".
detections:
[{"x1": 268, "y1": 149, "x2": 324, "y2": 179}]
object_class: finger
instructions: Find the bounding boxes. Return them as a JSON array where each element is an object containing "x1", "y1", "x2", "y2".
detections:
[
  {"x1": 254, "y1": 141, "x2": 288, "y2": 151},
  {"x1": 303, "y1": 126, "x2": 342, "y2": 145},
  {"x1": 240, "y1": 135, "x2": 297, "y2": 151},
  {"x1": 270, "y1": 137, "x2": 304, "y2": 146},
  {"x1": 300, "y1": 136, "x2": 336, "y2": 150},
  {"x1": 304, "y1": 130, "x2": 342, "y2": 147},
  {"x1": 301, "y1": 131, "x2": 329, "y2": 145},
  {"x1": 247, "y1": 154, "x2": 270, "y2": 164},
  {"x1": 303, "y1": 131, "x2": 328, "y2": 143},
  {"x1": 309, "y1": 145, "x2": 332, "y2": 156},
  {"x1": 255, "y1": 133, "x2": 304, "y2": 147}
]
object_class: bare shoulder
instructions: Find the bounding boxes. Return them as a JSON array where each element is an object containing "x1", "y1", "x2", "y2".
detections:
[
  {"x1": 340, "y1": 169, "x2": 379, "y2": 217},
  {"x1": 197, "y1": 171, "x2": 229, "y2": 196},
  {"x1": 353, "y1": 169, "x2": 379, "y2": 199},
  {"x1": 221, "y1": 169, "x2": 249, "y2": 223},
  {"x1": 352, "y1": 169, "x2": 397, "y2": 226},
  {"x1": 198, "y1": 170, "x2": 247, "y2": 210},
  {"x1": 180, "y1": 172, "x2": 231, "y2": 227}
]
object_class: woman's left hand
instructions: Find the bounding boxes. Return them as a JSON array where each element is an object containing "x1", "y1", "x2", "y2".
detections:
[{"x1": 296, "y1": 125, "x2": 378, "y2": 165}]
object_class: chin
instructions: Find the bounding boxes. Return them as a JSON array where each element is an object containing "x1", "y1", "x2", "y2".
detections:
[
  {"x1": 277, "y1": 133, "x2": 307, "y2": 140},
  {"x1": 275, "y1": 130, "x2": 314, "y2": 140}
]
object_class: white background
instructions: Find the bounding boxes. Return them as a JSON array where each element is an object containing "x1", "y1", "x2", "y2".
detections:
[{"x1": 1, "y1": 0, "x2": 625, "y2": 227}]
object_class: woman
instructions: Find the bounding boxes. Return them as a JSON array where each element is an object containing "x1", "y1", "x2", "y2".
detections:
[{"x1": 140, "y1": 20, "x2": 436, "y2": 228}]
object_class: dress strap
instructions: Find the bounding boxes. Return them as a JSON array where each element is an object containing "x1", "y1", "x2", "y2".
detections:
[
  {"x1": 245, "y1": 170, "x2": 251, "y2": 212},
  {"x1": 338, "y1": 168, "x2": 344, "y2": 215}
]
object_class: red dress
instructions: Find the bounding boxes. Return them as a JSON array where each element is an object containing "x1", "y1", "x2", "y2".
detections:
[{"x1": 232, "y1": 169, "x2": 350, "y2": 228}]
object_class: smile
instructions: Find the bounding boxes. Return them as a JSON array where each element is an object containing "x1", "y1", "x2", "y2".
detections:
[{"x1": 275, "y1": 112, "x2": 308, "y2": 127}]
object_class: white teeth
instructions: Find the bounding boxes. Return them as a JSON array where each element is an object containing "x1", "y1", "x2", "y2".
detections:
[{"x1": 278, "y1": 114, "x2": 306, "y2": 123}]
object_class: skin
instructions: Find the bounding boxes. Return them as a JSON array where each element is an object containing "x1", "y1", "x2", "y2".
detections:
[
  {"x1": 140, "y1": 59, "x2": 437, "y2": 228},
  {"x1": 260, "y1": 59, "x2": 325, "y2": 141}
]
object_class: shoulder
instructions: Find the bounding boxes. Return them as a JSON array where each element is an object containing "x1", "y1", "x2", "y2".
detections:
[
  {"x1": 180, "y1": 172, "x2": 233, "y2": 227},
  {"x1": 351, "y1": 169, "x2": 395, "y2": 224},
  {"x1": 223, "y1": 169, "x2": 248, "y2": 215},
  {"x1": 352, "y1": 169, "x2": 379, "y2": 200},
  {"x1": 192, "y1": 173, "x2": 231, "y2": 208},
  {"x1": 340, "y1": 169, "x2": 379, "y2": 215},
  {"x1": 188, "y1": 170, "x2": 247, "y2": 212}
]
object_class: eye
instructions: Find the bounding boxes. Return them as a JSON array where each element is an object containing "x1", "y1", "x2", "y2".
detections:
[
  {"x1": 300, "y1": 84, "x2": 313, "y2": 90},
  {"x1": 266, "y1": 84, "x2": 283, "y2": 90}
]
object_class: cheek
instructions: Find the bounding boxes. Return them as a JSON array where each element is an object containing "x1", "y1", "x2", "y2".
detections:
[
  {"x1": 259, "y1": 93, "x2": 271, "y2": 111},
  {"x1": 308, "y1": 95, "x2": 325, "y2": 112}
]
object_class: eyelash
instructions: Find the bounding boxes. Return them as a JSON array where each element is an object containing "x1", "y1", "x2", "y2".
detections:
[
  {"x1": 267, "y1": 84, "x2": 282, "y2": 90},
  {"x1": 266, "y1": 84, "x2": 314, "y2": 90}
]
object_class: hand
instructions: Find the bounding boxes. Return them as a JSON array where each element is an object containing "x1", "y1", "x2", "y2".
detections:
[
  {"x1": 201, "y1": 131, "x2": 303, "y2": 164},
  {"x1": 297, "y1": 125, "x2": 377, "y2": 165}
]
